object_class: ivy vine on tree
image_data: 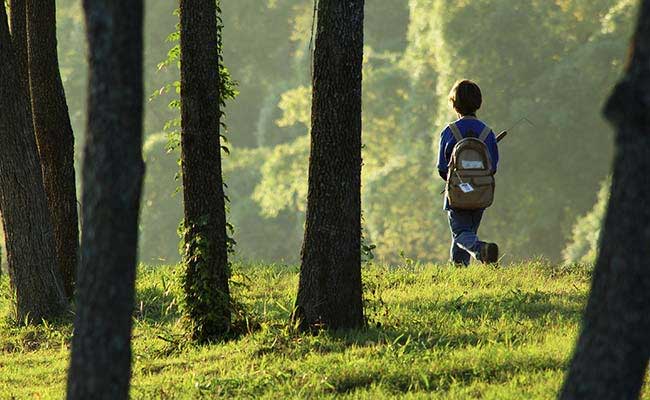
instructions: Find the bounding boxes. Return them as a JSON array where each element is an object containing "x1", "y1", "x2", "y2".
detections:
[{"x1": 154, "y1": 0, "x2": 239, "y2": 341}]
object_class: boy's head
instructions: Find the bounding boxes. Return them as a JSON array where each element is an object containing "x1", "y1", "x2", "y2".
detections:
[{"x1": 449, "y1": 80, "x2": 482, "y2": 116}]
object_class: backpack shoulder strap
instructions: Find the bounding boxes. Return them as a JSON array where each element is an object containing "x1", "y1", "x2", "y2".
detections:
[
  {"x1": 478, "y1": 124, "x2": 491, "y2": 142},
  {"x1": 449, "y1": 122, "x2": 463, "y2": 142}
]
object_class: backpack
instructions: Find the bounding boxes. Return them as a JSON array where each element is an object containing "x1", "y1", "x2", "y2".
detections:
[{"x1": 445, "y1": 122, "x2": 495, "y2": 210}]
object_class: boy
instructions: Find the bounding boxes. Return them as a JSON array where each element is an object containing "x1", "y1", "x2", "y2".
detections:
[{"x1": 437, "y1": 80, "x2": 499, "y2": 265}]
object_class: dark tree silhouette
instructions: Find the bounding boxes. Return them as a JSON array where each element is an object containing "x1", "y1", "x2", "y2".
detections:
[
  {"x1": 560, "y1": 3, "x2": 650, "y2": 399},
  {"x1": 179, "y1": 0, "x2": 231, "y2": 341},
  {"x1": 0, "y1": 1, "x2": 67, "y2": 323},
  {"x1": 26, "y1": 0, "x2": 79, "y2": 299},
  {"x1": 66, "y1": 1, "x2": 144, "y2": 398},
  {"x1": 295, "y1": 0, "x2": 365, "y2": 330},
  {"x1": 9, "y1": 0, "x2": 29, "y2": 93}
]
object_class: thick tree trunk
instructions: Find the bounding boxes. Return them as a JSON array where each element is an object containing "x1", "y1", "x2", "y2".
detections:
[
  {"x1": 0, "y1": 2, "x2": 67, "y2": 323},
  {"x1": 295, "y1": 0, "x2": 365, "y2": 330},
  {"x1": 9, "y1": 0, "x2": 29, "y2": 94},
  {"x1": 26, "y1": 0, "x2": 79, "y2": 299},
  {"x1": 66, "y1": 1, "x2": 144, "y2": 399},
  {"x1": 560, "y1": 3, "x2": 650, "y2": 399},
  {"x1": 179, "y1": 0, "x2": 231, "y2": 341}
]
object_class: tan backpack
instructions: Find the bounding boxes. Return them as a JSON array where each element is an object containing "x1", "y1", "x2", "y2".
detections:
[{"x1": 445, "y1": 122, "x2": 495, "y2": 210}]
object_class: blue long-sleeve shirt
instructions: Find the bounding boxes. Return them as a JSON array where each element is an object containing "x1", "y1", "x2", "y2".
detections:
[{"x1": 437, "y1": 116, "x2": 499, "y2": 209}]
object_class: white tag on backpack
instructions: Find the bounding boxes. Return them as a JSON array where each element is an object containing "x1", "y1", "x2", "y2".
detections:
[
  {"x1": 461, "y1": 160, "x2": 484, "y2": 169},
  {"x1": 459, "y1": 183, "x2": 474, "y2": 193}
]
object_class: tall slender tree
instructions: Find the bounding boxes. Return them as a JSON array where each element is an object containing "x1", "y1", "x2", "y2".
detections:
[
  {"x1": 66, "y1": 0, "x2": 144, "y2": 398},
  {"x1": 8, "y1": 0, "x2": 29, "y2": 93},
  {"x1": 179, "y1": 0, "x2": 231, "y2": 341},
  {"x1": 560, "y1": 2, "x2": 650, "y2": 399},
  {"x1": 294, "y1": 0, "x2": 365, "y2": 330},
  {"x1": 0, "y1": 1, "x2": 67, "y2": 323},
  {"x1": 26, "y1": 0, "x2": 79, "y2": 299}
]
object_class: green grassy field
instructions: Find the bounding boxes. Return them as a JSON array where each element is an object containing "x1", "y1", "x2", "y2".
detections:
[{"x1": 0, "y1": 261, "x2": 645, "y2": 399}]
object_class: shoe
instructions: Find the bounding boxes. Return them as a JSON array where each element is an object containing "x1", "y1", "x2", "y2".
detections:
[{"x1": 480, "y1": 242, "x2": 499, "y2": 264}]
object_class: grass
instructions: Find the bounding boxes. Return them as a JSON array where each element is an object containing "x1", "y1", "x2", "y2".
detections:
[{"x1": 0, "y1": 261, "x2": 643, "y2": 399}]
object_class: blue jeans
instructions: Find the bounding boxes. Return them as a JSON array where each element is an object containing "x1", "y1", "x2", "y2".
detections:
[{"x1": 448, "y1": 209, "x2": 484, "y2": 266}]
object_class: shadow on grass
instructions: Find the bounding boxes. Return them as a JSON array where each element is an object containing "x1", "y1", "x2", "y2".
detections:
[
  {"x1": 0, "y1": 316, "x2": 74, "y2": 353},
  {"x1": 319, "y1": 289, "x2": 585, "y2": 349},
  {"x1": 128, "y1": 268, "x2": 584, "y2": 392},
  {"x1": 324, "y1": 353, "x2": 566, "y2": 395},
  {"x1": 135, "y1": 285, "x2": 181, "y2": 325},
  {"x1": 435, "y1": 289, "x2": 585, "y2": 322},
  {"x1": 299, "y1": 289, "x2": 579, "y2": 395}
]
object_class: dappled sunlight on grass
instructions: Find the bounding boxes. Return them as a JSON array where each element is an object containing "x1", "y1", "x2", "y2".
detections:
[{"x1": 0, "y1": 261, "x2": 641, "y2": 399}]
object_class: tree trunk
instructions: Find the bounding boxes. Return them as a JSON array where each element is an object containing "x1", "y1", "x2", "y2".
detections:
[
  {"x1": 66, "y1": 1, "x2": 144, "y2": 399},
  {"x1": 0, "y1": 1, "x2": 67, "y2": 323},
  {"x1": 179, "y1": 0, "x2": 231, "y2": 341},
  {"x1": 560, "y1": 3, "x2": 650, "y2": 399},
  {"x1": 26, "y1": 0, "x2": 79, "y2": 300},
  {"x1": 9, "y1": 0, "x2": 29, "y2": 94},
  {"x1": 295, "y1": 0, "x2": 365, "y2": 330}
]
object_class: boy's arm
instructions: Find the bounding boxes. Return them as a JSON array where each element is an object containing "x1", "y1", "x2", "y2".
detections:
[{"x1": 436, "y1": 128, "x2": 449, "y2": 181}]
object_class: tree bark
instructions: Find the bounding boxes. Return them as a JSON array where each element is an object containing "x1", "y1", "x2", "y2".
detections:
[
  {"x1": 66, "y1": 1, "x2": 144, "y2": 399},
  {"x1": 0, "y1": 1, "x2": 67, "y2": 323},
  {"x1": 26, "y1": 0, "x2": 79, "y2": 299},
  {"x1": 295, "y1": 0, "x2": 365, "y2": 330},
  {"x1": 560, "y1": 3, "x2": 650, "y2": 399},
  {"x1": 9, "y1": 0, "x2": 29, "y2": 94},
  {"x1": 179, "y1": 0, "x2": 231, "y2": 341}
]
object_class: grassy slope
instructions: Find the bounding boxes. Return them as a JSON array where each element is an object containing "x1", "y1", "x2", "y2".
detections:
[{"x1": 0, "y1": 262, "x2": 646, "y2": 399}]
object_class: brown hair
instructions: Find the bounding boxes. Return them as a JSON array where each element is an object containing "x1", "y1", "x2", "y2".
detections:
[{"x1": 449, "y1": 80, "x2": 482, "y2": 116}]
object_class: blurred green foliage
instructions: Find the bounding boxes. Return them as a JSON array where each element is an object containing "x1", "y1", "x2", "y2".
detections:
[
  {"x1": 562, "y1": 177, "x2": 611, "y2": 265},
  {"x1": 47, "y1": 0, "x2": 635, "y2": 265}
]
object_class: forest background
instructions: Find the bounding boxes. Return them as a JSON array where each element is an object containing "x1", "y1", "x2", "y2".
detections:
[{"x1": 12, "y1": 0, "x2": 634, "y2": 266}]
